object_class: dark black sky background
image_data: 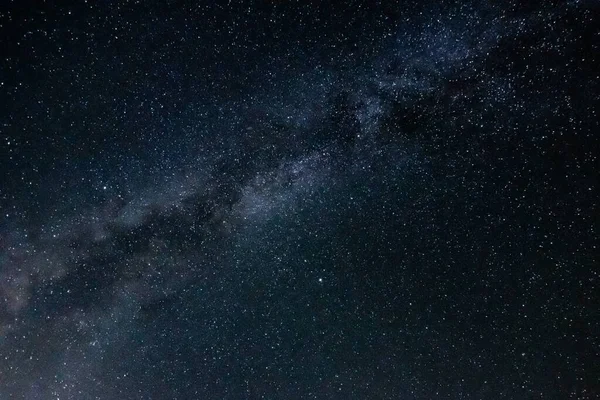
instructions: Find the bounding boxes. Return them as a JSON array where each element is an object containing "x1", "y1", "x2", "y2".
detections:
[{"x1": 0, "y1": 1, "x2": 598, "y2": 399}]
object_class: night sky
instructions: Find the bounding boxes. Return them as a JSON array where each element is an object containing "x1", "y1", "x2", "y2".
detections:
[{"x1": 0, "y1": 1, "x2": 598, "y2": 399}]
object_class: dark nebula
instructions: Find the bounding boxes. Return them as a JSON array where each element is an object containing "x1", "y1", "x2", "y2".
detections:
[{"x1": 0, "y1": 1, "x2": 598, "y2": 399}]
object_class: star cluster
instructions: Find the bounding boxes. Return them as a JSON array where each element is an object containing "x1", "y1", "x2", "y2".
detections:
[{"x1": 0, "y1": 1, "x2": 598, "y2": 399}]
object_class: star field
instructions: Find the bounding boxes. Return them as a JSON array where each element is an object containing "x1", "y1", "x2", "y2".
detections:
[{"x1": 0, "y1": 1, "x2": 598, "y2": 399}]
